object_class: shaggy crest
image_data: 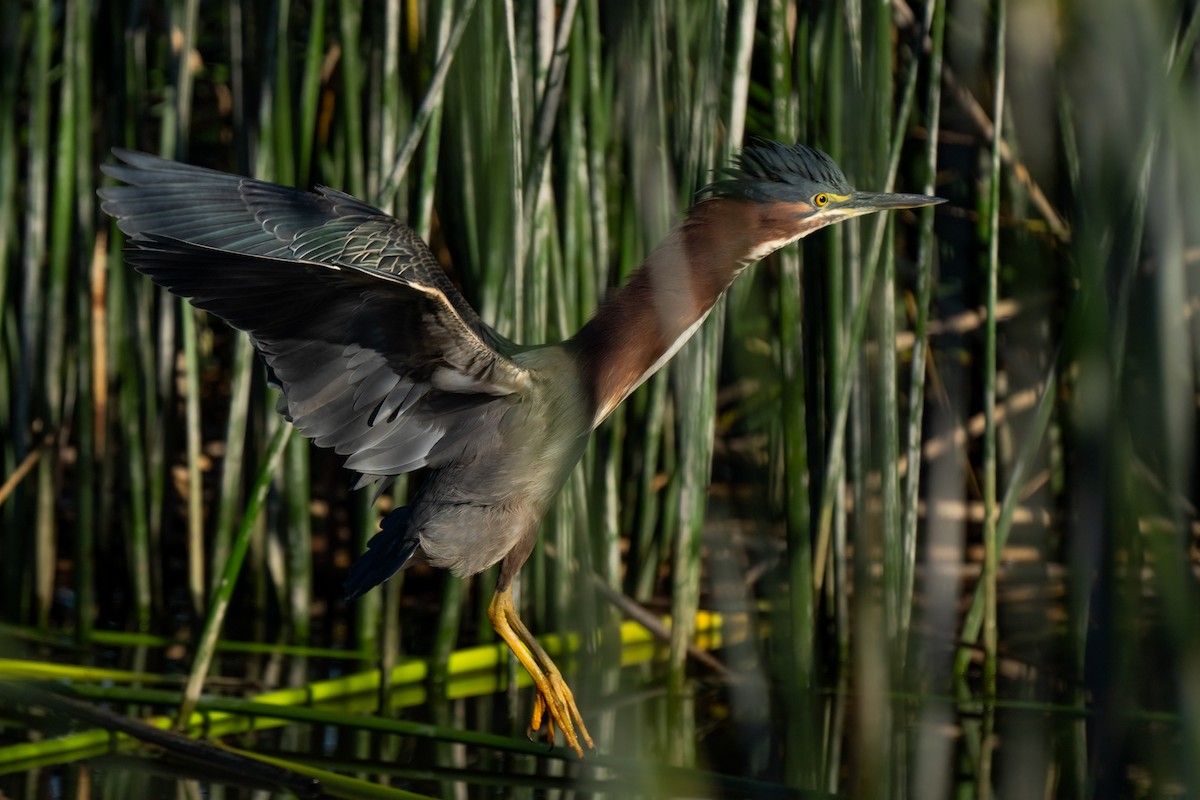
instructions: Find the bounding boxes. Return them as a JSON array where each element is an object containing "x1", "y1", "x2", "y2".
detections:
[{"x1": 700, "y1": 138, "x2": 852, "y2": 202}]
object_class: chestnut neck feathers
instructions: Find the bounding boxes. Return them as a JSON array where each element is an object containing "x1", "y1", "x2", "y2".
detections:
[{"x1": 568, "y1": 195, "x2": 807, "y2": 427}]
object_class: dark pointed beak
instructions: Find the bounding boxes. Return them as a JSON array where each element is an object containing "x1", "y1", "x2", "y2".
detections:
[{"x1": 846, "y1": 190, "x2": 946, "y2": 211}]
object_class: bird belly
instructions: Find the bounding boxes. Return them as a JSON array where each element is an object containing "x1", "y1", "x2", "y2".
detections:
[
  {"x1": 415, "y1": 501, "x2": 541, "y2": 577},
  {"x1": 408, "y1": 424, "x2": 589, "y2": 577}
]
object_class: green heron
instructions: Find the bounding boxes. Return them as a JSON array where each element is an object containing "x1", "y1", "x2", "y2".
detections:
[{"x1": 100, "y1": 138, "x2": 943, "y2": 757}]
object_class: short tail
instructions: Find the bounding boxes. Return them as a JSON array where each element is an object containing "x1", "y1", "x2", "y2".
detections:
[{"x1": 343, "y1": 507, "x2": 419, "y2": 600}]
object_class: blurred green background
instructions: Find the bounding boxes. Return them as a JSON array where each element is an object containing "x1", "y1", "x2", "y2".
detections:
[{"x1": 1, "y1": 0, "x2": 1198, "y2": 797}]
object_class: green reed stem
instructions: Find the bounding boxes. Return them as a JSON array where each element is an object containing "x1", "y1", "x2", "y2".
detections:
[
  {"x1": 168, "y1": 0, "x2": 205, "y2": 624},
  {"x1": 21, "y1": 0, "x2": 51, "y2": 631},
  {"x1": 180, "y1": 307, "x2": 205, "y2": 617},
  {"x1": 212, "y1": 338, "x2": 255, "y2": 591},
  {"x1": 337, "y1": 0, "x2": 365, "y2": 197},
  {"x1": 378, "y1": 0, "x2": 478, "y2": 209},
  {"x1": 178, "y1": 423, "x2": 293, "y2": 726},
  {"x1": 899, "y1": 0, "x2": 946, "y2": 659},
  {"x1": 978, "y1": 5, "x2": 1006, "y2": 798}
]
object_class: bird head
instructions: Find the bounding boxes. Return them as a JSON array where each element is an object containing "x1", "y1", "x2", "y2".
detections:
[{"x1": 700, "y1": 138, "x2": 944, "y2": 239}]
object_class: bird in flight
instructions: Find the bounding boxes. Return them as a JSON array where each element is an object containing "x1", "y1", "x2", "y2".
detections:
[{"x1": 100, "y1": 139, "x2": 942, "y2": 757}]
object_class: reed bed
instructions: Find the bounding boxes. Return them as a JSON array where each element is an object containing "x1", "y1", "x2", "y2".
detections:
[{"x1": 1, "y1": 0, "x2": 1198, "y2": 797}]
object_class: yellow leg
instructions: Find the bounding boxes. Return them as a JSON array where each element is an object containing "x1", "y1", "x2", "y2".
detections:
[{"x1": 487, "y1": 585, "x2": 594, "y2": 757}]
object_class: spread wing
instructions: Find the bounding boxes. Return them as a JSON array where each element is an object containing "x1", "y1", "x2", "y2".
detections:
[{"x1": 99, "y1": 150, "x2": 525, "y2": 484}]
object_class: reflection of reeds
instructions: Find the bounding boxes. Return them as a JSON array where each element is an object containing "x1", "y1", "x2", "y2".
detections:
[
  {"x1": 1, "y1": 0, "x2": 1198, "y2": 797},
  {"x1": 0, "y1": 608, "x2": 731, "y2": 781}
]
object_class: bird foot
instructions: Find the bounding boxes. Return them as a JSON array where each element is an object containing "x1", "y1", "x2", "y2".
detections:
[
  {"x1": 528, "y1": 662, "x2": 594, "y2": 757},
  {"x1": 488, "y1": 585, "x2": 595, "y2": 758}
]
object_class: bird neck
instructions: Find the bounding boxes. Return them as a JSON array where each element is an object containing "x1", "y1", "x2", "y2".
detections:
[{"x1": 569, "y1": 197, "x2": 802, "y2": 428}]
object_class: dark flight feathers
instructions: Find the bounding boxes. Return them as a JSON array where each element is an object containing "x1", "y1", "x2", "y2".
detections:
[{"x1": 99, "y1": 150, "x2": 526, "y2": 490}]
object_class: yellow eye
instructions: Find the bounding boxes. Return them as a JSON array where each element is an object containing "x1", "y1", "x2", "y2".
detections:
[{"x1": 813, "y1": 193, "x2": 829, "y2": 207}]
